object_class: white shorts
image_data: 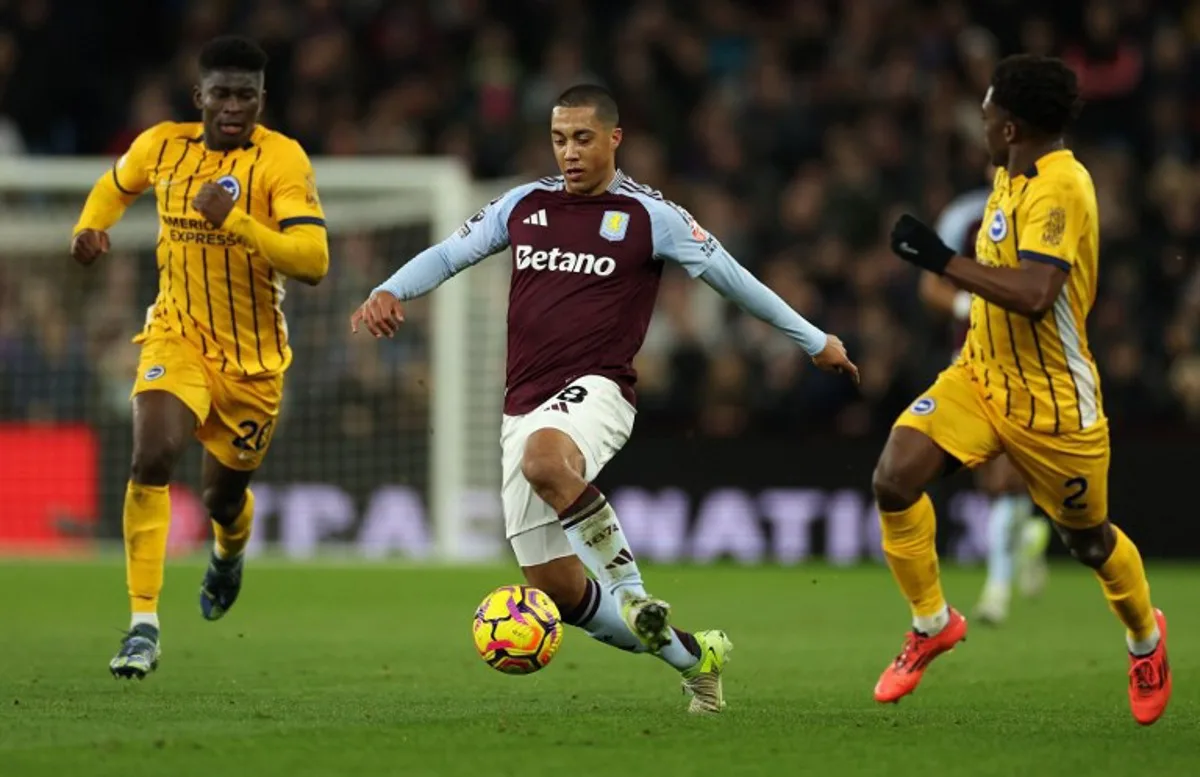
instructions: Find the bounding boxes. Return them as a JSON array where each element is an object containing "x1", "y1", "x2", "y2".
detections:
[{"x1": 500, "y1": 375, "x2": 636, "y2": 541}]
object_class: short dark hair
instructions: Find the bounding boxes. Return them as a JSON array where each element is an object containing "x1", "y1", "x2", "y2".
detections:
[
  {"x1": 199, "y1": 35, "x2": 268, "y2": 74},
  {"x1": 555, "y1": 84, "x2": 619, "y2": 127},
  {"x1": 990, "y1": 54, "x2": 1081, "y2": 136}
]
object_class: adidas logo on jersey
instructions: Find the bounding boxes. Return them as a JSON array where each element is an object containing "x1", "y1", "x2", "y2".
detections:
[
  {"x1": 522, "y1": 209, "x2": 548, "y2": 226},
  {"x1": 514, "y1": 244, "x2": 616, "y2": 277}
]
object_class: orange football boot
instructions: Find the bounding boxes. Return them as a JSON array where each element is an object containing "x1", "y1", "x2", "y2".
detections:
[
  {"x1": 1128, "y1": 609, "x2": 1171, "y2": 726},
  {"x1": 874, "y1": 607, "x2": 968, "y2": 703}
]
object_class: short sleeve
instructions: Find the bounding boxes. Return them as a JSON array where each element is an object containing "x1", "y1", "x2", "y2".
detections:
[
  {"x1": 113, "y1": 124, "x2": 168, "y2": 196},
  {"x1": 268, "y1": 139, "x2": 326, "y2": 230},
  {"x1": 1017, "y1": 181, "x2": 1084, "y2": 272}
]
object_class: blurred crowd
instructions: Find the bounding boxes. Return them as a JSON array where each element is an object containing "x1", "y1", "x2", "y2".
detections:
[{"x1": 3, "y1": 0, "x2": 1200, "y2": 441}]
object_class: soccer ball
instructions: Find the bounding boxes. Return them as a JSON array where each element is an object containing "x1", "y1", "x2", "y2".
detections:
[{"x1": 472, "y1": 585, "x2": 563, "y2": 674}]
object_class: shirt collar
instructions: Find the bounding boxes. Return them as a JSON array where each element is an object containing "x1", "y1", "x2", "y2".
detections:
[{"x1": 1014, "y1": 148, "x2": 1072, "y2": 182}]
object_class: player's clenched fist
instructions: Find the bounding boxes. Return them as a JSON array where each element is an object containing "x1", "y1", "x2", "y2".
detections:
[
  {"x1": 889, "y1": 214, "x2": 954, "y2": 275},
  {"x1": 811, "y1": 334, "x2": 860, "y2": 384},
  {"x1": 350, "y1": 290, "x2": 406, "y2": 338},
  {"x1": 71, "y1": 229, "x2": 110, "y2": 265},
  {"x1": 192, "y1": 181, "x2": 236, "y2": 227}
]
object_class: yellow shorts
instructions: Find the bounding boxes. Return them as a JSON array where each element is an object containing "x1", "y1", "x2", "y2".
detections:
[
  {"x1": 131, "y1": 329, "x2": 283, "y2": 471},
  {"x1": 895, "y1": 361, "x2": 1109, "y2": 528}
]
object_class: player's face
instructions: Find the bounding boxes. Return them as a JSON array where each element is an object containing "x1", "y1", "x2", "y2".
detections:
[
  {"x1": 195, "y1": 70, "x2": 264, "y2": 151},
  {"x1": 551, "y1": 106, "x2": 621, "y2": 195},
  {"x1": 981, "y1": 88, "x2": 1012, "y2": 168}
]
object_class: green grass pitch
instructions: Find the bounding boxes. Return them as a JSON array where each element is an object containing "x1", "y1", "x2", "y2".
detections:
[{"x1": 1, "y1": 559, "x2": 1196, "y2": 776}]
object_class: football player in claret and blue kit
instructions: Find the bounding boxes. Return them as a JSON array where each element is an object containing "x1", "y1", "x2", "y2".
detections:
[{"x1": 352, "y1": 84, "x2": 858, "y2": 714}]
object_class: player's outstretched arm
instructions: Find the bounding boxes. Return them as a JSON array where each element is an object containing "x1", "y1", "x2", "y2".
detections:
[
  {"x1": 647, "y1": 199, "x2": 858, "y2": 382},
  {"x1": 698, "y1": 250, "x2": 858, "y2": 382},
  {"x1": 71, "y1": 126, "x2": 162, "y2": 265},
  {"x1": 351, "y1": 229, "x2": 502, "y2": 338},
  {"x1": 353, "y1": 184, "x2": 532, "y2": 336},
  {"x1": 215, "y1": 140, "x2": 329, "y2": 285}
]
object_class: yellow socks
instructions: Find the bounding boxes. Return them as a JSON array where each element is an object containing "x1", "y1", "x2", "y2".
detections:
[
  {"x1": 1096, "y1": 525, "x2": 1157, "y2": 645},
  {"x1": 214, "y1": 489, "x2": 255, "y2": 560},
  {"x1": 880, "y1": 493, "x2": 947, "y2": 630},
  {"x1": 123, "y1": 483, "x2": 255, "y2": 626},
  {"x1": 124, "y1": 481, "x2": 171, "y2": 621},
  {"x1": 881, "y1": 493, "x2": 1154, "y2": 648}
]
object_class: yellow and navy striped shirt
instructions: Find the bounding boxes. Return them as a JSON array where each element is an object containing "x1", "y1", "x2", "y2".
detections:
[
  {"x1": 76, "y1": 121, "x2": 327, "y2": 376},
  {"x1": 965, "y1": 149, "x2": 1105, "y2": 434}
]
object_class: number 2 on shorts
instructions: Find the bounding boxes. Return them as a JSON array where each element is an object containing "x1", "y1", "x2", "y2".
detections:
[{"x1": 1063, "y1": 476, "x2": 1089, "y2": 510}]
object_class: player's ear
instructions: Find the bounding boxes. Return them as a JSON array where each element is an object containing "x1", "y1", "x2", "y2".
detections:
[
  {"x1": 610, "y1": 126, "x2": 622, "y2": 152},
  {"x1": 1003, "y1": 118, "x2": 1018, "y2": 146},
  {"x1": 192, "y1": 84, "x2": 203, "y2": 111}
]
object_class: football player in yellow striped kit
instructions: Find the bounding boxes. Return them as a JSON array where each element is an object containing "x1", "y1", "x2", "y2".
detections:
[
  {"x1": 872, "y1": 54, "x2": 1171, "y2": 725},
  {"x1": 71, "y1": 36, "x2": 329, "y2": 678}
]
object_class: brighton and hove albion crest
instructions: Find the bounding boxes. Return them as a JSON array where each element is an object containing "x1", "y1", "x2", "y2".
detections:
[
  {"x1": 216, "y1": 175, "x2": 242, "y2": 202},
  {"x1": 599, "y1": 211, "x2": 630, "y2": 242},
  {"x1": 986, "y1": 209, "x2": 1008, "y2": 242},
  {"x1": 910, "y1": 397, "x2": 936, "y2": 416}
]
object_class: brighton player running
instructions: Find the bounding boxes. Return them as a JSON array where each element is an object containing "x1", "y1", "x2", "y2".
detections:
[
  {"x1": 920, "y1": 182, "x2": 1052, "y2": 624},
  {"x1": 353, "y1": 85, "x2": 857, "y2": 713},
  {"x1": 875, "y1": 55, "x2": 1170, "y2": 724},
  {"x1": 73, "y1": 36, "x2": 329, "y2": 678}
]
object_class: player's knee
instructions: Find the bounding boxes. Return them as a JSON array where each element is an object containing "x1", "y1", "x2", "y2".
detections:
[
  {"x1": 129, "y1": 440, "x2": 183, "y2": 486},
  {"x1": 1059, "y1": 523, "x2": 1113, "y2": 569},
  {"x1": 203, "y1": 487, "x2": 246, "y2": 526},
  {"x1": 521, "y1": 430, "x2": 585, "y2": 496},
  {"x1": 873, "y1": 429, "x2": 945, "y2": 512},
  {"x1": 872, "y1": 459, "x2": 921, "y2": 513},
  {"x1": 521, "y1": 448, "x2": 572, "y2": 495}
]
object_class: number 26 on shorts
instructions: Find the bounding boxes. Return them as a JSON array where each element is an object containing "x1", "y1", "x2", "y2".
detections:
[{"x1": 232, "y1": 419, "x2": 274, "y2": 452}]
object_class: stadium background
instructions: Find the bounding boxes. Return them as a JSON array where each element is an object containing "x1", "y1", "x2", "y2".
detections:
[{"x1": 2, "y1": 0, "x2": 1199, "y2": 561}]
